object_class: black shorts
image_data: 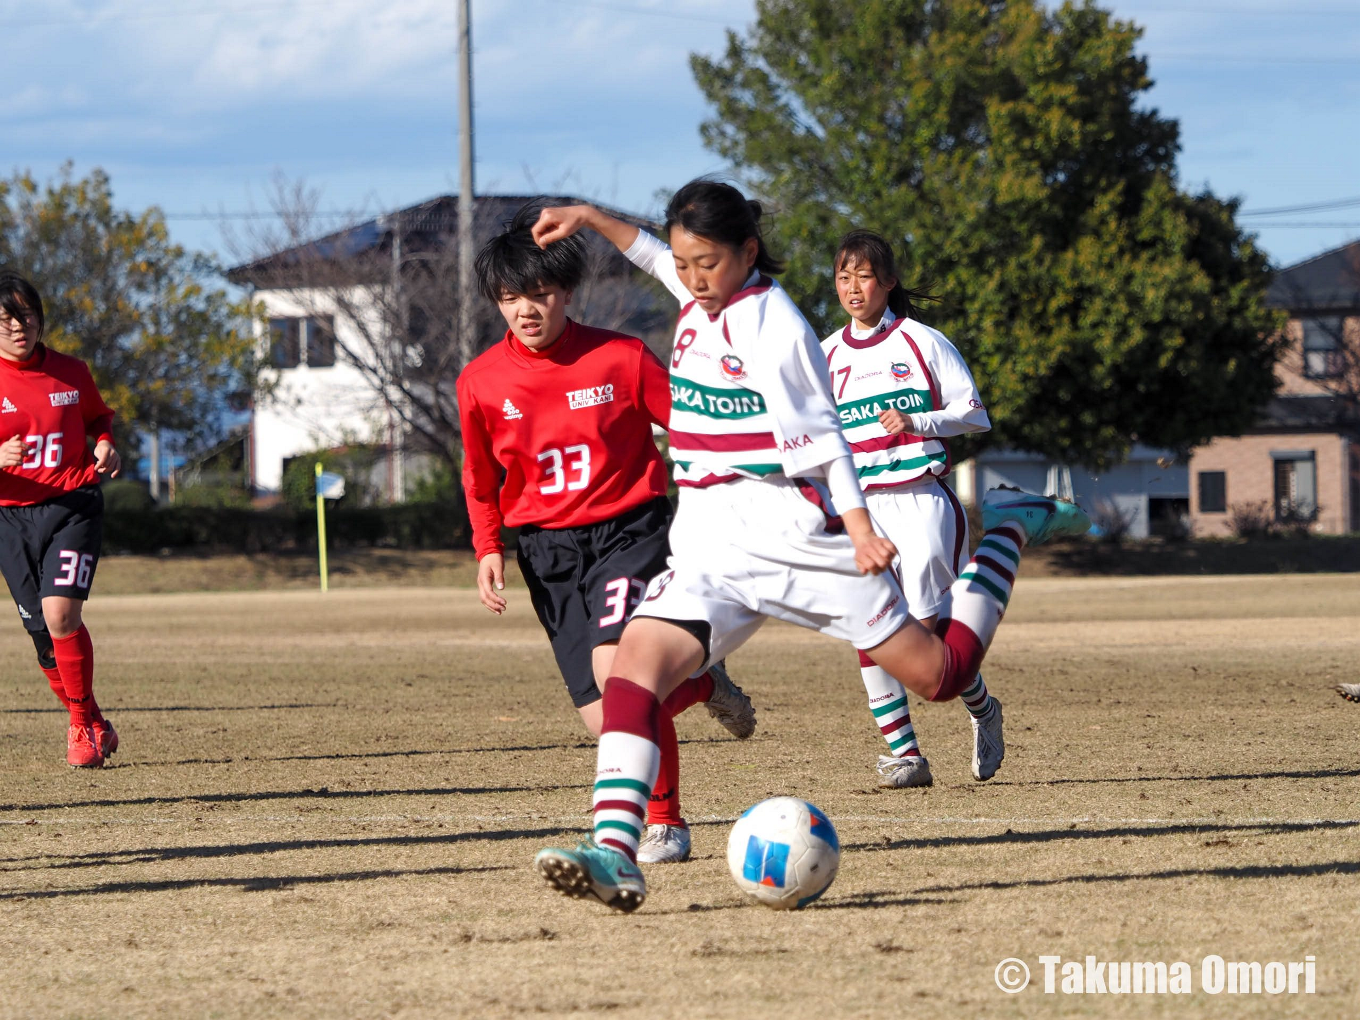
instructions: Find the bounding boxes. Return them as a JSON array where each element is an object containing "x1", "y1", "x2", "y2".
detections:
[
  {"x1": 0, "y1": 485, "x2": 104, "y2": 633},
  {"x1": 516, "y1": 496, "x2": 673, "y2": 708}
]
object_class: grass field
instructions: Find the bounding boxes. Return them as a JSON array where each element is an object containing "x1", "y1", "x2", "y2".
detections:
[{"x1": 2, "y1": 575, "x2": 1358, "y2": 1018}]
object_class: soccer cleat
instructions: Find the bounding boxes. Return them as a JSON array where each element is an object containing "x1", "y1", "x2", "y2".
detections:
[
  {"x1": 535, "y1": 839, "x2": 647, "y2": 912},
  {"x1": 1337, "y1": 683, "x2": 1360, "y2": 703},
  {"x1": 635, "y1": 823, "x2": 692, "y2": 864},
  {"x1": 982, "y1": 486, "x2": 1092, "y2": 547},
  {"x1": 92, "y1": 718, "x2": 118, "y2": 758},
  {"x1": 970, "y1": 698, "x2": 1004, "y2": 781},
  {"x1": 704, "y1": 659, "x2": 756, "y2": 739},
  {"x1": 66, "y1": 723, "x2": 104, "y2": 769},
  {"x1": 875, "y1": 754, "x2": 934, "y2": 789}
]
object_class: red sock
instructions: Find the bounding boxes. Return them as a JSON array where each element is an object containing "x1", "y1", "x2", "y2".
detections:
[
  {"x1": 927, "y1": 618, "x2": 986, "y2": 702},
  {"x1": 52, "y1": 625, "x2": 100, "y2": 726},
  {"x1": 661, "y1": 672, "x2": 715, "y2": 717},
  {"x1": 647, "y1": 710, "x2": 685, "y2": 826},
  {"x1": 42, "y1": 665, "x2": 70, "y2": 709}
]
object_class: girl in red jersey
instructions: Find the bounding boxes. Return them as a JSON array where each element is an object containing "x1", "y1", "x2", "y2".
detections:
[
  {"x1": 457, "y1": 203, "x2": 755, "y2": 864},
  {"x1": 529, "y1": 180, "x2": 1089, "y2": 912},
  {"x1": 0, "y1": 271, "x2": 121, "y2": 768}
]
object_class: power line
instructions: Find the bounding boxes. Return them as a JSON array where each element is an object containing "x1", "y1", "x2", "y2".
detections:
[
  {"x1": 1241, "y1": 196, "x2": 1360, "y2": 218},
  {"x1": 1248, "y1": 222, "x2": 1360, "y2": 229}
]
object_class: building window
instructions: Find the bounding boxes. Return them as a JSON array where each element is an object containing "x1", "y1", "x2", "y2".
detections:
[
  {"x1": 1302, "y1": 316, "x2": 1345, "y2": 380},
  {"x1": 1198, "y1": 471, "x2": 1226, "y2": 513},
  {"x1": 1273, "y1": 451, "x2": 1317, "y2": 522},
  {"x1": 269, "y1": 317, "x2": 301, "y2": 368},
  {"x1": 306, "y1": 316, "x2": 336, "y2": 368}
]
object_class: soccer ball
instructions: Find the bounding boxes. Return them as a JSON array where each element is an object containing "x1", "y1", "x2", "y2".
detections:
[{"x1": 726, "y1": 797, "x2": 840, "y2": 910}]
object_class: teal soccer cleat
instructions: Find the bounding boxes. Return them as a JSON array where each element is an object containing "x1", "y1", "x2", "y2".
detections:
[
  {"x1": 981, "y1": 486, "x2": 1092, "y2": 547},
  {"x1": 535, "y1": 839, "x2": 647, "y2": 913}
]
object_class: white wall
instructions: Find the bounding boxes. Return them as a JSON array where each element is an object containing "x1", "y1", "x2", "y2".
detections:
[{"x1": 251, "y1": 287, "x2": 404, "y2": 495}]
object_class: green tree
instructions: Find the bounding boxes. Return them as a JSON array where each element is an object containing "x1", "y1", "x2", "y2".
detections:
[
  {"x1": 0, "y1": 165, "x2": 260, "y2": 458},
  {"x1": 691, "y1": 0, "x2": 1285, "y2": 467}
]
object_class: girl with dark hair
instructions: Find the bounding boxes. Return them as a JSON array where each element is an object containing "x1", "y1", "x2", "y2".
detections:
[
  {"x1": 0, "y1": 271, "x2": 121, "y2": 767},
  {"x1": 526, "y1": 183, "x2": 1088, "y2": 912},
  {"x1": 822, "y1": 230, "x2": 996, "y2": 790}
]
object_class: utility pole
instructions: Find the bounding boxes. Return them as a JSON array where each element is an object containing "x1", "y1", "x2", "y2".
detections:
[{"x1": 457, "y1": 0, "x2": 476, "y2": 366}]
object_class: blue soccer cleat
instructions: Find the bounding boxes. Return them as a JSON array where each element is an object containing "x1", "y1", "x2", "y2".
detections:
[
  {"x1": 535, "y1": 839, "x2": 647, "y2": 912},
  {"x1": 982, "y1": 486, "x2": 1092, "y2": 547}
]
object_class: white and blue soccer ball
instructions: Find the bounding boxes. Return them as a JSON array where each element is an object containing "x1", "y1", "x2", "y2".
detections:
[{"x1": 726, "y1": 796, "x2": 840, "y2": 910}]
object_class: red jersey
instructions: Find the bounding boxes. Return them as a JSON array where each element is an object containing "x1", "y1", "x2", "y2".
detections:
[
  {"x1": 0, "y1": 346, "x2": 115, "y2": 507},
  {"x1": 457, "y1": 319, "x2": 671, "y2": 558}
]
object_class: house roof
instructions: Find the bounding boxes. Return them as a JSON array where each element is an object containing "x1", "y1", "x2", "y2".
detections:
[
  {"x1": 1267, "y1": 239, "x2": 1360, "y2": 312},
  {"x1": 226, "y1": 194, "x2": 660, "y2": 286}
]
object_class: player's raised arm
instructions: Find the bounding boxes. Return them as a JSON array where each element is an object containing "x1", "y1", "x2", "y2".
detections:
[{"x1": 533, "y1": 204, "x2": 691, "y2": 303}]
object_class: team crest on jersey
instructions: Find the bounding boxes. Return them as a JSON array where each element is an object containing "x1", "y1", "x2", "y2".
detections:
[
  {"x1": 719, "y1": 354, "x2": 747, "y2": 381},
  {"x1": 49, "y1": 390, "x2": 79, "y2": 407},
  {"x1": 890, "y1": 362, "x2": 913, "y2": 382},
  {"x1": 566, "y1": 384, "x2": 614, "y2": 410}
]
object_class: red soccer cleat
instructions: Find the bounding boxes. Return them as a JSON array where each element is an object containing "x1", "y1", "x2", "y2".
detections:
[
  {"x1": 66, "y1": 723, "x2": 104, "y2": 769},
  {"x1": 92, "y1": 718, "x2": 118, "y2": 758}
]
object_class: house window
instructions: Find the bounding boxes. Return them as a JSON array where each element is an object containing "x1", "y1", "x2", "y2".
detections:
[
  {"x1": 306, "y1": 317, "x2": 336, "y2": 368},
  {"x1": 1272, "y1": 451, "x2": 1317, "y2": 522},
  {"x1": 1198, "y1": 471, "x2": 1226, "y2": 513},
  {"x1": 269, "y1": 317, "x2": 301, "y2": 369},
  {"x1": 1302, "y1": 316, "x2": 1345, "y2": 380}
]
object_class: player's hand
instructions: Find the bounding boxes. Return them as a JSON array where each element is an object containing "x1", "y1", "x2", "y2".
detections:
[
  {"x1": 878, "y1": 409, "x2": 910, "y2": 435},
  {"x1": 93, "y1": 440, "x2": 121, "y2": 478},
  {"x1": 842, "y1": 508, "x2": 897, "y2": 575},
  {"x1": 0, "y1": 434, "x2": 24, "y2": 469},
  {"x1": 477, "y1": 553, "x2": 508, "y2": 615},
  {"x1": 531, "y1": 205, "x2": 592, "y2": 248}
]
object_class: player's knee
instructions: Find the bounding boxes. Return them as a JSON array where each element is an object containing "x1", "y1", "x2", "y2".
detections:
[
  {"x1": 42, "y1": 603, "x2": 82, "y2": 637},
  {"x1": 29, "y1": 628, "x2": 56, "y2": 670}
]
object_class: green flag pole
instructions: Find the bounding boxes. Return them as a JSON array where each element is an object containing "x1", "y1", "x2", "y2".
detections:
[{"x1": 315, "y1": 462, "x2": 329, "y2": 593}]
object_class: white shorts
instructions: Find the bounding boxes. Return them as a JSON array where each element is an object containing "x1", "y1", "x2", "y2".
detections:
[
  {"x1": 867, "y1": 477, "x2": 969, "y2": 620},
  {"x1": 632, "y1": 477, "x2": 911, "y2": 670}
]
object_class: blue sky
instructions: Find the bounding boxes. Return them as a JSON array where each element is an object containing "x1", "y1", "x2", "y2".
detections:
[{"x1": 8, "y1": 0, "x2": 1360, "y2": 268}]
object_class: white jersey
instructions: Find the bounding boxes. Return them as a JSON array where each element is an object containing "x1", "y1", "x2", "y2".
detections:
[
  {"x1": 820, "y1": 308, "x2": 990, "y2": 490},
  {"x1": 624, "y1": 231, "x2": 852, "y2": 488}
]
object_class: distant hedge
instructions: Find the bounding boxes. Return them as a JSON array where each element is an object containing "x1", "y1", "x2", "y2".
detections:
[{"x1": 103, "y1": 502, "x2": 470, "y2": 554}]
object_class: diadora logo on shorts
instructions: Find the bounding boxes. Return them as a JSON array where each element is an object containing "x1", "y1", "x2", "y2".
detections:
[
  {"x1": 566, "y1": 384, "x2": 614, "y2": 410},
  {"x1": 49, "y1": 390, "x2": 79, "y2": 407},
  {"x1": 890, "y1": 362, "x2": 913, "y2": 382},
  {"x1": 502, "y1": 399, "x2": 523, "y2": 420},
  {"x1": 0, "y1": 398, "x2": 15, "y2": 413},
  {"x1": 867, "y1": 596, "x2": 899, "y2": 627},
  {"x1": 781, "y1": 434, "x2": 813, "y2": 453},
  {"x1": 720, "y1": 354, "x2": 747, "y2": 380}
]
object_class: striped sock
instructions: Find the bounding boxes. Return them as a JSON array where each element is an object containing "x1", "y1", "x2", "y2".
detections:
[
  {"x1": 930, "y1": 525, "x2": 1025, "y2": 702},
  {"x1": 859, "y1": 650, "x2": 920, "y2": 757},
  {"x1": 592, "y1": 677, "x2": 660, "y2": 864},
  {"x1": 959, "y1": 674, "x2": 994, "y2": 719}
]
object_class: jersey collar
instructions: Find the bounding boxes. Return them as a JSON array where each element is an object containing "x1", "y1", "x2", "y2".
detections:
[
  {"x1": 841, "y1": 309, "x2": 902, "y2": 350},
  {"x1": 505, "y1": 318, "x2": 575, "y2": 362},
  {"x1": 0, "y1": 343, "x2": 48, "y2": 373}
]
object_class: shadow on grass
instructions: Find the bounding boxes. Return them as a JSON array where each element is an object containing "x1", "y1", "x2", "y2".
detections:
[
  {"x1": 653, "y1": 890, "x2": 962, "y2": 916},
  {"x1": 1, "y1": 863, "x2": 510, "y2": 901},
  {"x1": 917, "y1": 858, "x2": 1360, "y2": 895},
  {"x1": 843, "y1": 818, "x2": 1360, "y2": 854},
  {"x1": 993, "y1": 766, "x2": 1360, "y2": 786},
  {"x1": 2, "y1": 824, "x2": 579, "y2": 873},
  {"x1": 1, "y1": 782, "x2": 587, "y2": 813},
  {"x1": 0, "y1": 703, "x2": 341, "y2": 715}
]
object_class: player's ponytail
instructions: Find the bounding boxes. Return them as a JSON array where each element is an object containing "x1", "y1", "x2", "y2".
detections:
[
  {"x1": 664, "y1": 178, "x2": 786, "y2": 276},
  {"x1": 833, "y1": 230, "x2": 935, "y2": 321},
  {"x1": 0, "y1": 271, "x2": 45, "y2": 341}
]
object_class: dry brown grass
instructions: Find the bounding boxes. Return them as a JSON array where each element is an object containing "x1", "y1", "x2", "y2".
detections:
[{"x1": 2, "y1": 576, "x2": 1358, "y2": 1018}]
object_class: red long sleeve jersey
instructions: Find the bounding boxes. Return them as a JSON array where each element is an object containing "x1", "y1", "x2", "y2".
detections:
[
  {"x1": 0, "y1": 346, "x2": 115, "y2": 507},
  {"x1": 457, "y1": 320, "x2": 671, "y2": 558}
]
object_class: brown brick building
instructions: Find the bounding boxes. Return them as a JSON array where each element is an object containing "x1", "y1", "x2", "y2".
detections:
[{"x1": 1189, "y1": 241, "x2": 1360, "y2": 536}]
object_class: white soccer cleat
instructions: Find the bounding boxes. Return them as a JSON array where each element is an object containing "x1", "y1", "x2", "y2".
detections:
[
  {"x1": 635, "y1": 823, "x2": 692, "y2": 864},
  {"x1": 982, "y1": 486, "x2": 1092, "y2": 547},
  {"x1": 1336, "y1": 683, "x2": 1360, "y2": 703},
  {"x1": 704, "y1": 659, "x2": 756, "y2": 739},
  {"x1": 970, "y1": 698, "x2": 1005, "y2": 781},
  {"x1": 875, "y1": 754, "x2": 934, "y2": 789}
]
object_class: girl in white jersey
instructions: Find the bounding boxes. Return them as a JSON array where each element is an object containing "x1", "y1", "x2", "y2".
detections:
[
  {"x1": 529, "y1": 179, "x2": 1090, "y2": 912},
  {"x1": 823, "y1": 230, "x2": 998, "y2": 789}
]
